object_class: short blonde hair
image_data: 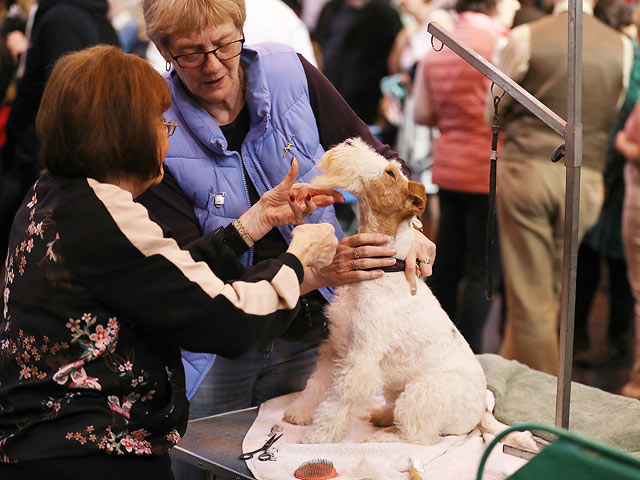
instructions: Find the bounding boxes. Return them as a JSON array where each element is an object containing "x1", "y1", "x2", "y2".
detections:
[{"x1": 143, "y1": 0, "x2": 246, "y2": 49}]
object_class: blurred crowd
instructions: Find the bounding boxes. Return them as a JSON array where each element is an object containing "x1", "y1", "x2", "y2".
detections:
[{"x1": 1, "y1": 0, "x2": 639, "y2": 402}]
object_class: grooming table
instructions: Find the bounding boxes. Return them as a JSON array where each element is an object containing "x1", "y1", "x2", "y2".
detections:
[
  {"x1": 170, "y1": 407, "x2": 258, "y2": 480},
  {"x1": 169, "y1": 355, "x2": 640, "y2": 480}
]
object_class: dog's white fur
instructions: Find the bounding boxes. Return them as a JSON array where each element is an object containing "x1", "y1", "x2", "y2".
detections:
[{"x1": 283, "y1": 138, "x2": 536, "y2": 449}]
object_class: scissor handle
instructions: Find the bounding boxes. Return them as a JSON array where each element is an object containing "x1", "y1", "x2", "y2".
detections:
[
  {"x1": 258, "y1": 451, "x2": 273, "y2": 461},
  {"x1": 238, "y1": 450, "x2": 257, "y2": 460},
  {"x1": 238, "y1": 433, "x2": 284, "y2": 460}
]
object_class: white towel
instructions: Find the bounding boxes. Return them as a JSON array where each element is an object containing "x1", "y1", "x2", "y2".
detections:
[{"x1": 243, "y1": 390, "x2": 527, "y2": 480}]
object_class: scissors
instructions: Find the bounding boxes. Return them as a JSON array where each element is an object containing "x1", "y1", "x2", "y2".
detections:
[{"x1": 239, "y1": 433, "x2": 283, "y2": 461}]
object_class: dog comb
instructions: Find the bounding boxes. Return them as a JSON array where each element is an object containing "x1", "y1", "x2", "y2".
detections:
[{"x1": 294, "y1": 458, "x2": 339, "y2": 480}]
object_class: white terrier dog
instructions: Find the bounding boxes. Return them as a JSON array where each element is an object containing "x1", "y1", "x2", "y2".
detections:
[{"x1": 283, "y1": 138, "x2": 535, "y2": 448}]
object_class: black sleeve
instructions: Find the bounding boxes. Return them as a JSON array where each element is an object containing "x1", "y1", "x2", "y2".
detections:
[
  {"x1": 137, "y1": 171, "x2": 250, "y2": 280},
  {"x1": 299, "y1": 54, "x2": 412, "y2": 178},
  {"x1": 137, "y1": 169, "x2": 204, "y2": 249},
  {"x1": 58, "y1": 179, "x2": 304, "y2": 357}
]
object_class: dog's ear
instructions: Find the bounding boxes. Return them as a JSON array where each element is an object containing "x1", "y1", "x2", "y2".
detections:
[{"x1": 406, "y1": 181, "x2": 427, "y2": 216}]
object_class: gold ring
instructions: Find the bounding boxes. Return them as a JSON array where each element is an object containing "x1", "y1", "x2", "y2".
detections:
[
  {"x1": 353, "y1": 248, "x2": 360, "y2": 260},
  {"x1": 351, "y1": 260, "x2": 359, "y2": 270}
]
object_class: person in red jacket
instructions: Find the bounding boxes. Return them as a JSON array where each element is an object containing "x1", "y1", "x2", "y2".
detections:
[{"x1": 413, "y1": 0, "x2": 514, "y2": 352}]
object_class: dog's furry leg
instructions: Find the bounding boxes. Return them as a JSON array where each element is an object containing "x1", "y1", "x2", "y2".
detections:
[
  {"x1": 302, "y1": 351, "x2": 383, "y2": 444},
  {"x1": 369, "y1": 389, "x2": 401, "y2": 427},
  {"x1": 478, "y1": 411, "x2": 539, "y2": 451},
  {"x1": 367, "y1": 382, "x2": 444, "y2": 445},
  {"x1": 283, "y1": 342, "x2": 336, "y2": 426}
]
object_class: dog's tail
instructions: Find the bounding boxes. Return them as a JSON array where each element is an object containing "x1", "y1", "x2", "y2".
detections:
[{"x1": 478, "y1": 410, "x2": 539, "y2": 451}]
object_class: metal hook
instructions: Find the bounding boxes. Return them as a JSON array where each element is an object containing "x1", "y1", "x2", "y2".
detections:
[
  {"x1": 431, "y1": 35, "x2": 444, "y2": 52},
  {"x1": 551, "y1": 144, "x2": 565, "y2": 163},
  {"x1": 490, "y1": 82, "x2": 506, "y2": 100}
]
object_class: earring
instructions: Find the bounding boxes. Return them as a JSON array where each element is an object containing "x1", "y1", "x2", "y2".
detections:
[{"x1": 165, "y1": 61, "x2": 172, "y2": 72}]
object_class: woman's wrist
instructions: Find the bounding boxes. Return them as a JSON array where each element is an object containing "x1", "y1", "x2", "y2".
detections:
[
  {"x1": 231, "y1": 219, "x2": 254, "y2": 247},
  {"x1": 238, "y1": 204, "x2": 270, "y2": 242},
  {"x1": 300, "y1": 267, "x2": 325, "y2": 294}
]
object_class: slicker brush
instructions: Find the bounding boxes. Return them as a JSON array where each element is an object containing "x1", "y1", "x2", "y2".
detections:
[{"x1": 293, "y1": 458, "x2": 339, "y2": 480}]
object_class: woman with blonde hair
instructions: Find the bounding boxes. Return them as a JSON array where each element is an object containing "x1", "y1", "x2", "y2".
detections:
[
  {"x1": 0, "y1": 44, "x2": 339, "y2": 478},
  {"x1": 139, "y1": 0, "x2": 436, "y2": 427}
]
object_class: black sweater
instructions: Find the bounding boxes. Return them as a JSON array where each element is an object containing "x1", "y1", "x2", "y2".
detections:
[{"x1": 0, "y1": 174, "x2": 303, "y2": 462}]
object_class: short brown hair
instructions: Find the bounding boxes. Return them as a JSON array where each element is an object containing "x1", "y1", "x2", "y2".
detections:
[
  {"x1": 144, "y1": 0, "x2": 246, "y2": 50},
  {"x1": 594, "y1": 0, "x2": 633, "y2": 32},
  {"x1": 37, "y1": 45, "x2": 171, "y2": 183}
]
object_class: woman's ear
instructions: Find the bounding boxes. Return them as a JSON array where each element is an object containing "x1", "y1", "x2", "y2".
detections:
[{"x1": 152, "y1": 39, "x2": 173, "y2": 64}]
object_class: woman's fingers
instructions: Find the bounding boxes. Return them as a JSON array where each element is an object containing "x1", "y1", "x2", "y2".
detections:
[
  {"x1": 309, "y1": 194, "x2": 341, "y2": 208},
  {"x1": 291, "y1": 184, "x2": 344, "y2": 203},
  {"x1": 347, "y1": 256, "x2": 398, "y2": 272},
  {"x1": 342, "y1": 232, "x2": 393, "y2": 248},
  {"x1": 346, "y1": 244, "x2": 397, "y2": 260},
  {"x1": 311, "y1": 188, "x2": 344, "y2": 203},
  {"x1": 275, "y1": 157, "x2": 300, "y2": 193},
  {"x1": 419, "y1": 233, "x2": 436, "y2": 277},
  {"x1": 319, "y1": 261, "x2": 385, "y2": 286},
  {"x1": 304, "y1": 194, "x2": 316, "y2": 216},
  {"x1": 404, "y1": 250, "x2": 418, "y2": 295},
  {"x1": 288, "y1": 192, "x2": 306, "y2": 224}
]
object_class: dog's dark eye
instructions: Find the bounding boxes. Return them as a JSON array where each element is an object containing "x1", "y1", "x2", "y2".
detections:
[{"x1": 386, "y1": 170, "x2": 396, "y2": 179}]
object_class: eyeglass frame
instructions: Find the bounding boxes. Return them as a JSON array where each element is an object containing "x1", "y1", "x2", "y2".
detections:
[
  {"x1": 168, "y1": 35, "x2": 245, "y2": 69},
  {"x1": 162, "y1": 120, "x2": 178, "y2": 136}
]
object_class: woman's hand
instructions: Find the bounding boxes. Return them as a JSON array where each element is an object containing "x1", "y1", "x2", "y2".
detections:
[
  {"x1": 403, "y1": 229, "x2": 436, "y2": 295},
  {"x1": 300, "y1": 233, "x2": 400, "y2": 293},
  {"x1": 288, "y1": 223, "x2": 338, "y2": 269},
  {"x1": 238, "y1": 157, "x2": 344, "y2": 241}
]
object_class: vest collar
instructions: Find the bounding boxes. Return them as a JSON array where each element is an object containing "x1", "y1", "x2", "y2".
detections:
[{"x1": 166, "y1": 46, "x2": 272, "y2": 153}]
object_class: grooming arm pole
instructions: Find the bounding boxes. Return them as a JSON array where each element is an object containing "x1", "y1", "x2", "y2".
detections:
[
  {"x1": 557, "y1": 0, "x2": 583, "y2": 431},
  {"x1": 428, "y1": 15, "x2": 581, "y2": 431}
]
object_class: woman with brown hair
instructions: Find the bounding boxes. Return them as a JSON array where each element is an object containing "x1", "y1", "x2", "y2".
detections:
[{"x1": 0, "y1": 44, "x2": 339, "y2": 478}]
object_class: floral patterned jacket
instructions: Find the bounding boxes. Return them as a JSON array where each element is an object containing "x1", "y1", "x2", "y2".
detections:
[{"x1": 0, "y1": 174, "x2": 304, "y2": 463}]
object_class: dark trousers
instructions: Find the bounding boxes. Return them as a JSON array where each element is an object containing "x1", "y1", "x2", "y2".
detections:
[
  {"x1": 574, "y1": 241, "x2": 634, "y2": 352},
  {"x1": 427, "y1": 189, "x2": 499, "y2": 352}
]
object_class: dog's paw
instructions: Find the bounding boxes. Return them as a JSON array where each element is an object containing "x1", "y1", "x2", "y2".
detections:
[
  {"x1": 369, "y1": 406, "x2": 395, "y2": 427},
  {"x1": 283, "y1": 408, "x2": 314, "y2": 426},
  {"x1": 505, "y1": 431, "x2": 539, "y2": 452}
]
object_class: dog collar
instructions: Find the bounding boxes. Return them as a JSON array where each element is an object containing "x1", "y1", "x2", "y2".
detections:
[{"x1": 363, "y1": 258, "x2": 406, "y2": 273}]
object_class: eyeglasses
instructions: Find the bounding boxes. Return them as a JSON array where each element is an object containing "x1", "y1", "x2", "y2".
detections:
[
  {"x1": 169, "y1": 36, "x2": 245, "y2": 69},
  {"x1": 162, "y1": 120, "x2": 178, "y2": 136}
]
